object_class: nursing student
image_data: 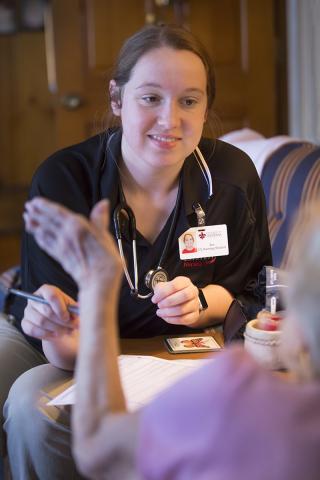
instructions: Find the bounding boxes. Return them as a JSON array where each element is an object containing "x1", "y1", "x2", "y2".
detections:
[{"x1": 1, "y1": 25, "x2": 271, "y2": 478}]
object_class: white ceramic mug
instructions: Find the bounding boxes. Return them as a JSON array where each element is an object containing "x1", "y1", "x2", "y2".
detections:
[{"x1": 244, "y1": 319, "x2": 283, "y2": 370}]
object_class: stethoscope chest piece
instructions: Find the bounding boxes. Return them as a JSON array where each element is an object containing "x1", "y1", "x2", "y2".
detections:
[{"x1": 145, "y1": 267, "x2": 168, "y2": 291}]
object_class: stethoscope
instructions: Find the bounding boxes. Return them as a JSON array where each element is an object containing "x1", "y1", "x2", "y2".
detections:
[{"x1": 113, "y1": 146, "x2": 213, "y2": 299}]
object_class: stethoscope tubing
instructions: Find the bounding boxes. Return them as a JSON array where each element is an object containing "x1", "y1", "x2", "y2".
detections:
[
  {"x1": 117, "y1": 237, "x2": 152, "y2": 298},
  {"x1": 113, "y1": 146, "x2": 213, "y2": 299},
  {"x1": 114, "y1": 204, "x2": 153, "y2": 298}
]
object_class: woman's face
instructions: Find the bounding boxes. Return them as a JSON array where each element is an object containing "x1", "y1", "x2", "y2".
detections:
[
  {"x1": 114, "y1": 47, "x2": 208, "y2": 172},
  {"x1": 184, "y1": 234, "x2": 194, "y2": 250}
]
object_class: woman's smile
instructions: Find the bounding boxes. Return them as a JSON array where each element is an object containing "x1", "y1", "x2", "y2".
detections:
[{"x1": 148, "y1": 134, "x2": 182, "y2": 150}]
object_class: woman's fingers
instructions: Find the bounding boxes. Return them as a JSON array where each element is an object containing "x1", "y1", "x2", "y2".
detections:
[
  {"x1": 35, "y1": 284, "x2": 78, "y2": 323},
  {"x1": 21, "y1": 285, "x2": 78, "y2": 340},
  {"x1": 152, "y1": 276, "x2": 198, "y2": 306},
  {"x1": 156, "y1": 297, "x2": 198, "y2": 315},
  {"x1": 156, "y1": 311, "x2": 199, "y2": 326},
  {"x1": 22, "y1": 304, "x2": 75, "y2": 340},
  {"x1": 152, "y1": 276, "x2": 200, "y2": 325},
  {"x1": 21, "y1": 315, "x2": 73, "y2": 340}
]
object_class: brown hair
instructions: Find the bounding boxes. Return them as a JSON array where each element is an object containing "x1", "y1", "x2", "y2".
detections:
[
  {"x1": 183, "y1": 233, "x2": 194, "y2": 243},
  {"x1": 111, "y1": 24, "x2": 216, "y2": 110}
]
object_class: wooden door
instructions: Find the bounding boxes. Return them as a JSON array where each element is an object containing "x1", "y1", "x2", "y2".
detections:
[
  {"x1": 47, "y1": 0, "x2": 280, "y2": 149},
  {"x1": 45, "y1": 0, "x2": 146, "y2": 149},
  {"x1": 190, "y1": 0, "x2": 278, "y2": 136},
  {"x1": 0, "y1": 31, "x2": 54, "y2": 270}
]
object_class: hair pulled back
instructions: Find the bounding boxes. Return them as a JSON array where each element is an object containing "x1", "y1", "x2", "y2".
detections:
[{"x1": 111, "y1": 24, "x2": 216, "y2": 110}]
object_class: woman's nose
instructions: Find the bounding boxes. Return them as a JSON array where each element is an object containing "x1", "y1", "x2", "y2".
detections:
[{"x1": 157, "y1": 101, "x2": 180, "y2": 128}]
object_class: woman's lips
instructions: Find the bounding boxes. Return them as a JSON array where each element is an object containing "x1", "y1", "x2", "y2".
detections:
[{"x1": 148, "y1": 134, "x2": 181, "y2": 149}]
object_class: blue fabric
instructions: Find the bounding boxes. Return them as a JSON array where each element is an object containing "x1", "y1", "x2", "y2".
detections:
[{"x1": 261, "y1": 142, "x2": 320, "y2": 268}]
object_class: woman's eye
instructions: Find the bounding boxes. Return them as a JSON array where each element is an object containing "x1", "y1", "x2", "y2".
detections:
[
  {"x1": 181, "y1": 98, "x2": 198, "y2": 107},
  {"x1": 141, "y1": 95, "x2": 160, "y2": 104}
]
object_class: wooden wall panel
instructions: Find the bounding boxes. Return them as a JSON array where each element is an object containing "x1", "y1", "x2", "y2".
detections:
[
  {"x1": 0, "y1": 32, "x2": 54, "y2": 269},
  {"x1": 0, "y1": 32, "x2": 54, "y2": 186}
]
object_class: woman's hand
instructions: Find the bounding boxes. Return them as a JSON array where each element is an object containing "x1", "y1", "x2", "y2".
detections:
[
  {"x1": 152, "y1": 276, "x2": 200, "y2": 326},
  {"x1": 21, "y1": 284, "x2": 78, "y2": 340},
  {"x1": 23, "y1": 197, "x2": 122, "y2": 290}
]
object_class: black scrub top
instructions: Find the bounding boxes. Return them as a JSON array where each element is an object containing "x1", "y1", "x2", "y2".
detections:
[{"x1": 10, "y1": 128, "x2": 272, "y2": 352}]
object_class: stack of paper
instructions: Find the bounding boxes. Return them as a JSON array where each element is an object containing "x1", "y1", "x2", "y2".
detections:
[{"x1": 49, "y1": 355, "x2": 209, "y2": 411}]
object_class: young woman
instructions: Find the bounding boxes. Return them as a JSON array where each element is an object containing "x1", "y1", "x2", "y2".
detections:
[
  {"x1": 2, "y1": 25, "x2": 271, "y2": 478},
  {"x1": 21, "y1": 196, "x2": 320, "y2": 480}
]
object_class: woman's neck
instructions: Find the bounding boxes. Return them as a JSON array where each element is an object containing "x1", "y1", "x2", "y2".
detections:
[
  {"x1": 118, "y1": 152, "x2": 181, "y2": 243},
  {"x1": 119, "y1": 150, "x2": 183, "y2": 199}
]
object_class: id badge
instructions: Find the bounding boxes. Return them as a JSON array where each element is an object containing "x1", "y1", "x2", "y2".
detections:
[{"x1": 179, "y1": 225, "x2": 229, "y2": 260}]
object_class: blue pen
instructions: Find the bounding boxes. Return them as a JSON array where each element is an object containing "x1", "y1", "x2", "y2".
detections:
[{"x1": 9, "y1": 288, "x2": 79, "y2": 315}]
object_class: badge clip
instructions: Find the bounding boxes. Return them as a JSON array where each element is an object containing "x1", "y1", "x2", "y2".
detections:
[{"x1": 193, "y1": 203, "x2": 206, "y2": 227}]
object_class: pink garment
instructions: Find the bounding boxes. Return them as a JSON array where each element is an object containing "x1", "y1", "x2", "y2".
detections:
[{"x1": 137, "y1": 346, "x2": 320, "y2": 480}]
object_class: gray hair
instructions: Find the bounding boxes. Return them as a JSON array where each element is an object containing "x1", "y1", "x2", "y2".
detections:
[{"x1": 286, "y1": 202, "x2": 320, "y2": 377}]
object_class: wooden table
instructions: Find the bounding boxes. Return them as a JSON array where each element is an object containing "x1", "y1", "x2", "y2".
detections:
[
  {"x1": 120, "y1": 333, "x2": 291, "y2": 378},
  {"x1": 120, "y1": 330, "x2": 224, "y2": 360}
]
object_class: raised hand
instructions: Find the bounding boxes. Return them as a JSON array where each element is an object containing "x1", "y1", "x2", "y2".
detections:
[{"x1": 23, "y1": 197, "x2": 122, "y2": 289}]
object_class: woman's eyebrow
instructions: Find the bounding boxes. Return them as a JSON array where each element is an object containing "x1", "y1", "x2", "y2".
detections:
[
  {"x1": 135, "y1": 82, "x2": 161, "y2": 89},
  {"x1": 136, "y1": 83, "x2": 205, "y2": 94}
]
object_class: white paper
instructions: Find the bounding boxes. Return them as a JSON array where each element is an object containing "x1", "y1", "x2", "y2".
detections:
[{"x1": 48, "y1": 355, "x2": 209, "y2": 411}]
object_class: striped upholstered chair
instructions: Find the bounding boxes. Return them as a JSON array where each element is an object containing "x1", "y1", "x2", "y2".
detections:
[{"x1": 261, "y1": 142, "x2": 320, "y2": 269}]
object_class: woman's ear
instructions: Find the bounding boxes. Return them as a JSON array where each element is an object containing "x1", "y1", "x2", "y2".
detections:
[{"x1": 109, "y1": 80, "x2": 122, "y2": 116}]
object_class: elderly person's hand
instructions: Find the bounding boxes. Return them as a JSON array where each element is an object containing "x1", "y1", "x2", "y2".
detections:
[{"x1": 23, "y1": 197, "x2": 122, "y2": 290}]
